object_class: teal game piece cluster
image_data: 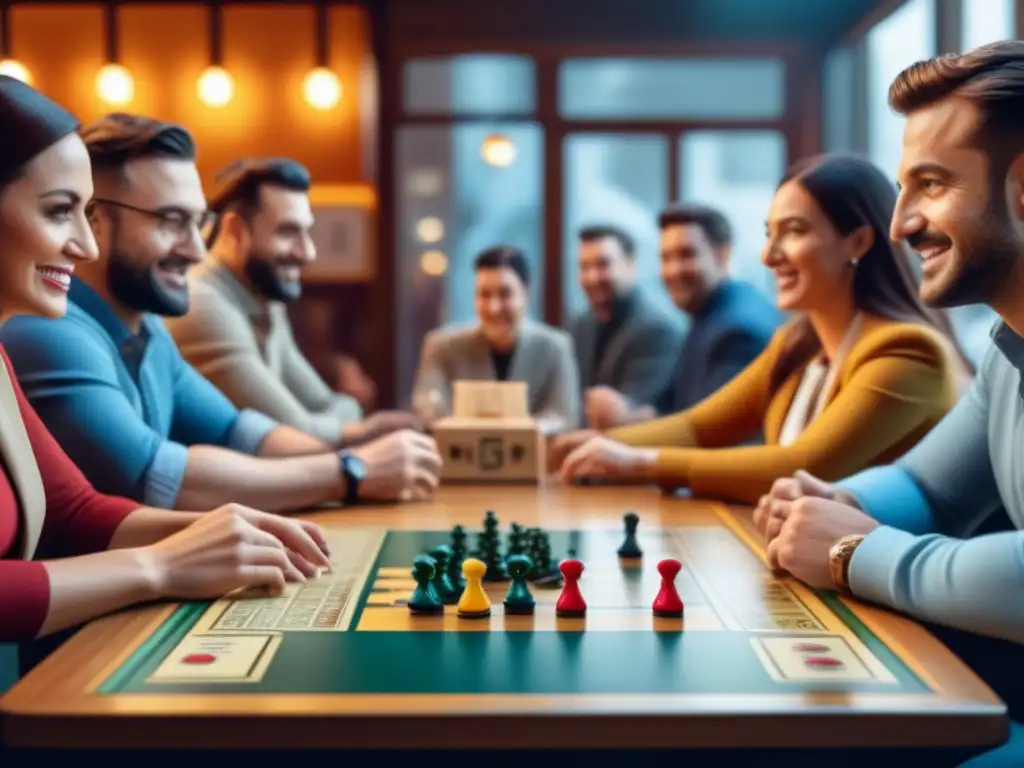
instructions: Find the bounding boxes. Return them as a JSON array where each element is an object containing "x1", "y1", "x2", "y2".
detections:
[{"x1": 407, "y1": 509, "x2": 568, "y2": 615}]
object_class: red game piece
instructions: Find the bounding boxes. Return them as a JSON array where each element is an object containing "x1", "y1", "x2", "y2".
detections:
[
  {"x1": 652, "y1": 558, "x2": 684, "y2": 617},
  {"x1": 556, "y1": 559, "x2": 586, "y2": 617},
  {"x1": 182, "y1": 653, "x2": 216, "y2": 665}
]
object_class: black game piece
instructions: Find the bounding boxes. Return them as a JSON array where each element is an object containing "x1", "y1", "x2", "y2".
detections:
[
  {"x1": 429, "y1": 544, "x2": 459, "y2": 604},
  {"x1": 449, "y1": 525, "x2": 468, "y2": 591},
  {"x1": 617, "y1": 512, "x2": 642, "y2": 558},
  {"x1": 479, "y1": 510, "x2": 509, "y2": 581},
  {"x1": 507, "y1": 522, "x2": 526, "y2": 557}
]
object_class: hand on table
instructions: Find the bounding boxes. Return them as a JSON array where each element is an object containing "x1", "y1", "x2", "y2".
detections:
[
  {"x1": 343, "y1": 410, "x2": 424, "y2": 446},
  {"x1": 558, "y1": 435, "x2": 657, "y2": 484},
  {"x1": 145, "y1": 504, "x2": 333, "y2": 600},
  {"x1": 585, "y1": 386, "x2": 631, "y2": 430},
  {"x1": 754, "y1": 470, "x2": 860, "y2": 544},
  {"x1": 547, "y1": 429, "x2": 600, "y2": 471},
  {"x1": 765, "y1": 496, "x2": 880, "y2": 589},
  {"x1": 351, "y1": 429, "x2": 442, "y2": 502}
]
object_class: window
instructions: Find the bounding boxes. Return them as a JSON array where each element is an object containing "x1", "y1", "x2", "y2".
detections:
[
  {"x1": 403, "y1": 55, "x2": 536, "y2": 115},
  {"x1": 679, "y1": 131, "x2": 786, "y2": 297},
  {"x1": 962, "y1": 0, "x2": 1015, "y2": 50},
  {"x1": 866, "y1": 0, "x2": 935, "y2": 181},
  {"x1": 394, "y1": 123, "x2": 543, "y2": 404},
  {"x1": 823, "y1": 47, "x2": 856, "y2": 153},
  {"x1": 558, "y1": 58, "x2": 786, "y2": 120},
  {"x1": 562, "y1": 134, "x2": 671, "y2": 320}
]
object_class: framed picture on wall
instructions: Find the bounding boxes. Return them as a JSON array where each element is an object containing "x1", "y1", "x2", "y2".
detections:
[{"x1": 303, "y1": 184, "x2": 376, "y2": 283}]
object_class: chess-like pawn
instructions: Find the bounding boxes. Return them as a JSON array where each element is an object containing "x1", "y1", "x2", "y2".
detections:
[
  {"x1": 429, "y1": 544, "x2": 458, "y2": 604},
  {"x1": 617, "y1": 512, "x2": 642, "y2": 558},
  {"x1": 652, "y1": 558, "x2": 684, "y2": 618},
  {"x1": 408, "y1": 555, "x2": 444, "y2": 614},
  {"x1": 556, "y1": 559, "x2": 586, "y2": 617},
  {"x1": 457, "y1": 557, "x2": 491, "y2": 619},
  {"x1": 503, "y1": 554, "x2": 535, "y2": 615}
]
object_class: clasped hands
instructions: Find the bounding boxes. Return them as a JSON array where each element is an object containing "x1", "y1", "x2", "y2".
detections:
[{"x1": 752, "y1": 470, "x2": 880, "y2": 589}]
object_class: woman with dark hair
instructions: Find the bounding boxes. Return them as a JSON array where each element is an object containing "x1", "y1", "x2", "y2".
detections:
[
  {"x1": 550, "y1": 153, "x2": 969, "y2": 504},
  {"x1": 0, "y1": 75, "x2": 331, "y2": 647}
]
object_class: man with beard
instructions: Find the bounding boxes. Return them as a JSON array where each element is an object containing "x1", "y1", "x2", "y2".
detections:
[
  {"x1": 585, "y1": 203, "x2": 782, "y2": 429},
  {"x1": 166, "y1": 157, "x2": 418, "y2": 448},
  {"x1": 753, "y1": 41, "x2": 1024, "y2": 764},
  {"x1": 568, "y1": 224, "x2": 684, "y2": 430},
  {"x1": 0, "y1": 114, "x2": 441, "y2": 512}
]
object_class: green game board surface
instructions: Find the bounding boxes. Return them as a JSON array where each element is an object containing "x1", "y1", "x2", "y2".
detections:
[{"x1": 99, "y1": 530, "x2": 929, "y2": 697}]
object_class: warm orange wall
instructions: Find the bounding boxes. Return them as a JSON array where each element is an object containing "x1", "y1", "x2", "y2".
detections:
[{"x1": 9, "y1": 3, "x2": 371, "y2": 186}]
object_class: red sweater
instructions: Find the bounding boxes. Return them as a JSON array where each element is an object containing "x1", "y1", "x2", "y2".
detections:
[{"x1": 0, "y1": 347, "x2": 139, "y2": 641}]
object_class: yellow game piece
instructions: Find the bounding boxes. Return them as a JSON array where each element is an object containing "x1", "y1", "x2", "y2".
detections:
[{"x1": 457, "y1": 558, "x2": 491, "y2": 618}]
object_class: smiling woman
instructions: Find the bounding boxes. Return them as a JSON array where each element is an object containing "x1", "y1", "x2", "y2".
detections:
[
  {"x1": 0, "y1": 87, "x2": 95, "y2": 323},
  {"x1": 551, "y1": 154, "x2": 971, "y2": 504}
]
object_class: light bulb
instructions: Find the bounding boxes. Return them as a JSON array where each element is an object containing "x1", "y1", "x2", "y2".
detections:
[
  {"x1": 303, "y1": 67, "x2": 342, "y2": 110},
  {"x1": 420, "y1": 250, "x2": 448, "y2": 276},
  {"x1": 197, "y1": 66, "x2": 234, "y2": 107},
  {"x1": 0, "y1": 59, "x2": 30, "y2": 84},
  {"x1": 96, "y1": 63, "x2": 134, "y2": 106},
  {"x1": 480, "y1": 134, "x2": 516, "y2": 167}
]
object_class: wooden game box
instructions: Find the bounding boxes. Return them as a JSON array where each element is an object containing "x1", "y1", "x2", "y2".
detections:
[{"x1": 433, "y1": 416, "x2": 543, "y2": 482}]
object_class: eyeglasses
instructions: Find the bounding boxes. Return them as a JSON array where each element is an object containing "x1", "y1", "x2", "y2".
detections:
[{"x1": 89, "y1": 198, "x2": 218, "y2": 242}]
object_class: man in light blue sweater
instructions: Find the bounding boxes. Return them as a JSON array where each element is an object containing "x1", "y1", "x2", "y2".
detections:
[{"x1": 756, "y1": 41, "x2": 1024, "y2": 765}]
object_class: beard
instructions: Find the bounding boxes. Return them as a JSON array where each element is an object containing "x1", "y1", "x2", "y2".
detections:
[
  {"x1": 107, "y1": 247, "x2": 191, "y2": 317},
  {"x1": 914, "y1": 206, "x2": 1021, "y2": 309},
  {"x1": 244, "y1": 248, "x2": 303, "y2": 303}
]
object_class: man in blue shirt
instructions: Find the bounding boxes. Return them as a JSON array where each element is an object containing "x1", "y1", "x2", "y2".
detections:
[
  {"x1": 0, "y1": 113, "x2": 441, "y2": 512},
  {"x1": 755, "y1": 41, "x2": 1024, "y2": 765}
]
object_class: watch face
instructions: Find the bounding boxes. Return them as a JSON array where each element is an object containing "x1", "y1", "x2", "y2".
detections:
[{"x1": 348, "y1": 454, "x2": 368, "y2": 481}]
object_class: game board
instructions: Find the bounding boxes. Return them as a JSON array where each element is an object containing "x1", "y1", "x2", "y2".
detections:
[{"x1": 99, "y1": 511, "x2": 925, "y2": 696}]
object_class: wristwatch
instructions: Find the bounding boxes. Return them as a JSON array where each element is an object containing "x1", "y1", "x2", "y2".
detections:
[
  {"x1": 339, "y1": 450, "x2": 367, "y2": 505},
  {"x1": 828, "y1": 534, "x2": 865, "y2": 593}
]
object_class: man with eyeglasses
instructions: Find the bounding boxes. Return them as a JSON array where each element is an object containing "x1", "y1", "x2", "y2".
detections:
[{"x1": 0, "y1": 113, "x2": 442, "y2": 513}]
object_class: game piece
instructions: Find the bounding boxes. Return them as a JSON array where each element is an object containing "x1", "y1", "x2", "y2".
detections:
[
  {"x1": 408, "y1": 555, "x2": 444, "y2": 615},
  {"x1": 804, "y1": 656, "x2": 845, "y2": 670},
  {"x1": 429, "y1": 544, "x2": 459, "y2": 604},
  {"x1": 457, "y1": 557, "x2": 491, "y2": 618},
  {"x1": 652, "y1": 558, "x2": 684, "y2": 618},
  {"x1": 479, "y1": 509, "x2": 509, "y2": 581},
  {"x1": 555, "y1": 559, "x2": 586, "y2": 617},
  {"x1": 507, "y1": 522, "x2": 526, "y2": 557},
  {"x1": 503, "y1": 554, "x2": 535, "y2": 614},
  {"x1": 617, "y1": 512, "x2": 642, "y2": 558},
  {"x1": 449, "y1": 525, "x2": 468, "y2": 591}
]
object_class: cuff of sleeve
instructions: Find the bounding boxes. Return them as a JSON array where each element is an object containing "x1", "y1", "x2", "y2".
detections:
[
  {"x1": 652, "y1": 447, "x2": 696, "y2": 485},
  {"x1": 144, "y1": 441, "x2": 189, "y2": 508},
  {"x1": 333, "y1": 396, "x2": 363, "y2": 424},
  {"x1": 847, "y1": 526, "x2": 919, "y2": 606},
  {"x1": 228, "y1": 409, "x2": 278, "y2": 455},
  {"x1": 0, "y1": 561, "x2": 50, "y2": 642},
  {"x1": 836, "y1": 466, "x2": 933, "y2": 533}
]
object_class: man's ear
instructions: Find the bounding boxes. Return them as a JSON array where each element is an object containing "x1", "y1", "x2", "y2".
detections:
[{"x1": 1006, "y1": 153, "x2": 1024, "y2": 221}]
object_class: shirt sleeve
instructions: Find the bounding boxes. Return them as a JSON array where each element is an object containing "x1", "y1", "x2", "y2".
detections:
[
  {"x1": 169, "y1": 295, "x2": 354, "y2": 445},
  {"x1": 0, "y1": 347, "x2": 139, "y2": 641},
  {"x1": 843, "y1": 354, "x2": 1020, "y2": 641},
  {"x1": 626, "y1": 325, "x2": 956, "y2": 504},
  {"x1": 616, "y1": 319, "x2": 683, "y2": 408},
  {"x1": 535, "y1": 332, "x2": 581, "y2": 432},
  {"x1": 0, "y1": 318, "x2": 190, "y2": 507},
  {"x1": 168, "y1": 342, "x2": 276, "y2": 456}
]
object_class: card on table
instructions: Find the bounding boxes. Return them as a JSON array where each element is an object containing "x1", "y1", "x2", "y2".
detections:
[
  {"x1": 146, "y1": 632, "x2": 281, "y2": 684},
  {"x1": 752, "y1": 635, "x2": 896, "y2": 683}
]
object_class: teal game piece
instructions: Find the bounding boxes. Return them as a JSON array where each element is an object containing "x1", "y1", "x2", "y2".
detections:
[
  {"x1": 407, "y1": 555, "x2": 443, "y2": 614},
  {"x1": 503, "y1": 554, "x2": 535, "y2": 614},
  {"x1": 479, "y1": 509, "x2": 509, "y2": 582},
  {"x1": 449, "y1": 525, "x2": 468, "y2": 590},
  {"x1": 429, "y1": 544, "x2": 458, "y2": 604}
]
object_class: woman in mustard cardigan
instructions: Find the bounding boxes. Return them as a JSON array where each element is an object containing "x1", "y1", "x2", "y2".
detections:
[{"x1": 551, "y1": 154, "x2": 972, "y2": 504}]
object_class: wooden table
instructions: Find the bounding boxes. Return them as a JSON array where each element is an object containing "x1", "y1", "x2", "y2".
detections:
[{"x1": 0, "y1": 485, "x2": 1008, "y2": 753}]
